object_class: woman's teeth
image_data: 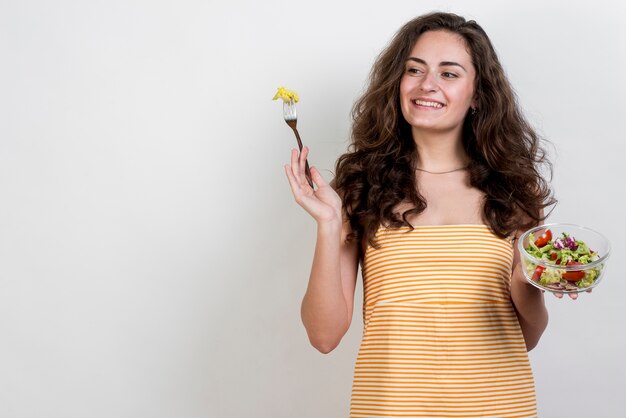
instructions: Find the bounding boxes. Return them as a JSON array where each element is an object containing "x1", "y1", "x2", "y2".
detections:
[{"x1": 413, "y1": 99, "x2": 444, "y2": 108}]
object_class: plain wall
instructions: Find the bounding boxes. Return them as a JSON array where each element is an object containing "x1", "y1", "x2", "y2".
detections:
[{"x1": 1, "y1": 0, "x2": 625, "y2": 417}]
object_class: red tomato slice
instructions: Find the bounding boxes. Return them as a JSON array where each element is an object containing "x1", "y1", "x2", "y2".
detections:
[
  {"x1": 563, "y1": 271, "x2": 585, "y2": 281},
  {"x1": 563, "y1": 261, "x2": 585, "y2": 282},
  {"x1": 531, "y1": 265, "x2": 545, "y2": 281},
  {"x1": 535, "y1": 229, "x2": 552, "y2": 248}
]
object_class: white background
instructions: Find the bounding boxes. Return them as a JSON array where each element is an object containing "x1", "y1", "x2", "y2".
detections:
[{"x1": 1, "y1": 0, "x2": 625, "y2": 417}]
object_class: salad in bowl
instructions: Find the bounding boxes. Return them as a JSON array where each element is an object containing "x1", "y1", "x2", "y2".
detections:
[{"x1": 518, "y1": 223, "x2": 611, "y2": 293}]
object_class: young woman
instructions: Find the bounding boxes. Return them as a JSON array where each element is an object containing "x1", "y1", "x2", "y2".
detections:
[{"x1": 285, "y1": 12, "x2": 564, "y2": 417}]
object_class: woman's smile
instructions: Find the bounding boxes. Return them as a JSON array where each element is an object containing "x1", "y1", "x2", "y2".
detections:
[{"x1": 411, "y1": 98, "x2": 446, "y2": 109}]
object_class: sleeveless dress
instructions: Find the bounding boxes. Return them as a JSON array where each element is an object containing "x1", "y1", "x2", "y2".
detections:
[{"x1": 349, "y1": 224, "x2": 537, "y2": 418}]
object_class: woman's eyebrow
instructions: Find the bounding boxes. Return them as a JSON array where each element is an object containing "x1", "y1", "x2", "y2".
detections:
[{"x1": 407, "y1": 57, "x2": 467, "y2": 73}]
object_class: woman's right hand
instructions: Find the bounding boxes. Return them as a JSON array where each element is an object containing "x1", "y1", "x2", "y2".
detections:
[{"x1": 284, "y1": 146, "x2": 343, "y2": 225}]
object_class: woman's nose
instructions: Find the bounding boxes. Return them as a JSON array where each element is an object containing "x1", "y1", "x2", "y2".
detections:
[{"x1": 419, "y1": 70, "x2": 439, "y2": 92}]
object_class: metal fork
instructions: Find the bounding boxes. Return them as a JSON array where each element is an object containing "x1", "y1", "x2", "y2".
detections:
[{"x1": 283, "y1": 101, "x2": 314, "y2": 188}]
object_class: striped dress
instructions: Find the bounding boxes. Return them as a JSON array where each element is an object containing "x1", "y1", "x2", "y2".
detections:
[{"x1": 350, "y1": 224, "x2": 537, "y2": 418}]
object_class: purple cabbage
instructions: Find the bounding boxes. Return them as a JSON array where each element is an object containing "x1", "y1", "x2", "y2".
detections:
[{"x1": 554, "y1": 234, "x2": 578, "y2": 250}]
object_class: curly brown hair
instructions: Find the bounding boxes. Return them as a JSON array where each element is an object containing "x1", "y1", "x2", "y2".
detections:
[{"x1": 333, "y1": 12, "x2": 556, "y2": 249}]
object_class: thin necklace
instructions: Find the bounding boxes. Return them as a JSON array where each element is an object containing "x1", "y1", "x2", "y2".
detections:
[{"x1": 415, "y1": 164, "x2": 469, "y2": 174}]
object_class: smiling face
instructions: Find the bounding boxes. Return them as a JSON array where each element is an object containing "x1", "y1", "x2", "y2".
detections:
[{"x1": 399, "y1": 30, "x2": 477, "y2": 137}]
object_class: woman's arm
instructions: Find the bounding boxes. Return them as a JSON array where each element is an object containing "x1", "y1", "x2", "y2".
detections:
[
  {"x1": 510, "y1": 258, "x2": 549, "y2": 352},
  {"x1": 300, "y1": 218, "x2": 359, "y2": 353},
  {"x1": 509, "y1": 208, "x2": 549, "y2": 351},
  {"x1": 285, "y1": 147, "x2": 360, "y2": 354}
]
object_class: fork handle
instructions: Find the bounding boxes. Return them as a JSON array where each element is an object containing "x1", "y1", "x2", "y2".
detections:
[{"x1": 290, "y1": 126, "x2": 315, "y2": 189}]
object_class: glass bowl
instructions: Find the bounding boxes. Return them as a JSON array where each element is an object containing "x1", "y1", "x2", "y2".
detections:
[{"x1": 518, "y1": 223, "x2": 611, "y2": 293}]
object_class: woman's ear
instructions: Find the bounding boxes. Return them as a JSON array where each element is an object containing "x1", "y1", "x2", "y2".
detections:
[{"x1": 471, "y1": 95, "x2": 478, "y2": 110}]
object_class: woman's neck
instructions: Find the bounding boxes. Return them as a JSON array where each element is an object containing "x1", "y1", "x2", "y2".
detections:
[{"x1": 412, "y1": 129, "x2": 469, "y2": 172}]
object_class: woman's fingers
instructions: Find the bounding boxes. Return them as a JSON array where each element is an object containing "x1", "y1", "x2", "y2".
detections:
[
  {"x1": 300, "y1": 146, "x2": 314, "y2": 187},
  {"x1": 300, "y1": 146, "x2": 309, "y2": 169},
  {"x1": 285, "y1": 149, "x2": 316, "y2": 201},
  {"x1": 295, "y1": 146, "x2": 307, "y2": 179},
  {"x1": 285, "y1": 155, "x2": 342, "y2": 223},
  {"x1": 290, "y1": 147, "x2": 315, "y2": 190},
  {"x1": 290, "y1": 148, "x2": 302, "y2": 185},
  {"x1": 285, "y1": 163, "x2": 327, "y2": 217},
  {"x1": 310, "y1": 166, "x2": 326, "y2": 187},
  {"x1": 284, "y1": 163, "x2": 301, "y2": 196},
  {"x1": 551, "y1": 291, "x2": 585, "y2": 300}
]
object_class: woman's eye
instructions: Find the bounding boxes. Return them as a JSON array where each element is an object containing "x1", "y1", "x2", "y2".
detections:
[
  {"x1": 407, "y1": 68, "x2": 422, "y2": 75},
  {"x1": 442, "y1": 72, "x2": 458, "y2": 78}
]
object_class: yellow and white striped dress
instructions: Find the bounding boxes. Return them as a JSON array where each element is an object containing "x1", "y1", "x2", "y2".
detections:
[{"x1": 350, "y1": 224, "x2": 537, "y2": 418}]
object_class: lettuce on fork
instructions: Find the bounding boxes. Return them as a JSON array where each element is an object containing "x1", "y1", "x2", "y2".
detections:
[{"x1": 272, "y1": 86, "x2": 299, "y2": 103}]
